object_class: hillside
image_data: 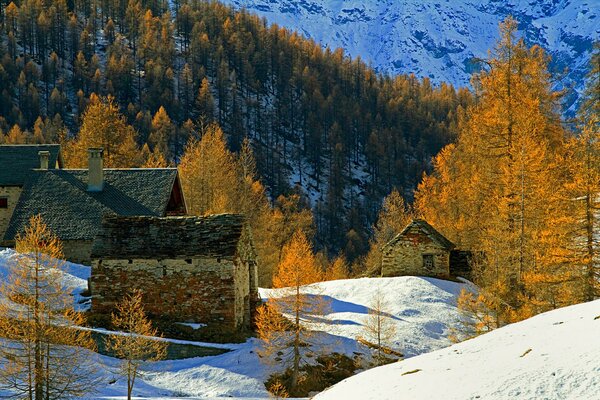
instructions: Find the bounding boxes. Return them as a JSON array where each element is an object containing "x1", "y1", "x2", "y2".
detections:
[
  {"x1": 0, "y1": 248, "x2": 468, "y2": 399},
  {"x1": 315, "y1": 298, "x2": 600, "y2": 400},
  {"x1": 222, "y1": 0, "x2": 599, "y2": 115},
  {"x1": 0, "y1": 0, "x2": 472, "y2": 255}
]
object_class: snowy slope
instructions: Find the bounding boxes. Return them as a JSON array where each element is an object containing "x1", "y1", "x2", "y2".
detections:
[
  {"x1": 262, "y1": 277, "x2": 468, "y2": 358},
  {"x1": 0, "y1": 248, "x2": 468, "y2": 399},
  {"x1": 315, "y1": 299, "x2": 600, "y2": 400},
  {"x1": 221, "y1": 0, "x2": 599, "y2": 114},
  {"x1": 0, "y1": 248, "x2": 91, "y2": 310}
]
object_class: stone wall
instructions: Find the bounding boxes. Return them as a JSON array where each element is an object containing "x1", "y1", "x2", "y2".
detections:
[
  {"x1": 90, "y1": 256, "x2": 251, "y2": 329},
  {"x1": 0, "y1": 186, "x2": 22, "y2": 241},
  {"x1": 381, "y1": 226, "x2": 450, "y2": 278},
  {"x1": 62, "y1": 240, "x2": 94, "y2": 264}
]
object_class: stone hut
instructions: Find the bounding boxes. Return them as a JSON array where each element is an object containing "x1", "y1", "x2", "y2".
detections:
[
  {"x1": 1, "y1": 146, "x2": 186, "y2": 263},
  {"x1": 381, "y1": 219, "x2": 462, "y2": 278},
  {"x1": 89, "y1": 214, "x2": 259, "y2": 330}
]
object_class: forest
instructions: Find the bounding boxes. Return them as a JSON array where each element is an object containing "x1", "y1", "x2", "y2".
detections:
[
  {"x1": 0, "y1": 0, "x2": 470, "y2": 258},
  {"x1": 0, "y1": 0, "x2": 598, "y2": 396},
  {"x1": 0, "y1": 0, "x2": 597, "y2": 305}
]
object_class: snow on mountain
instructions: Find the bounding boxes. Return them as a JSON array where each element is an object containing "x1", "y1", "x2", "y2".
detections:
[
  {"x1": 315, "y1": 298, "x2": 600, "y2": 400},
  {"x1": 221, "y1": 0, "x2": 599, "y2": 115}
]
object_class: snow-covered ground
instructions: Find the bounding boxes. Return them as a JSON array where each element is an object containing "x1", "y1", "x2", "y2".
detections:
[
  {"x1": 315, "y1": 299, "x2": 600, "y2": 400},
  {"x1": 0, "y1": 248, "x2": 467, "y2": 399}
]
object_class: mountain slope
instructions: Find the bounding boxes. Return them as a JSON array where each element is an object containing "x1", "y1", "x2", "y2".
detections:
[
  {"x1": 221, "y1": 0, "x2": 599, "y2": 114},
  {"x1": 315, "y1": 298, "x2": 600, "y2": 400}
]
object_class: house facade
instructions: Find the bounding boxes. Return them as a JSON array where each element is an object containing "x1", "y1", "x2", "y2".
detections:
[
  {"x1": 381, "y1": 219, "x2": 471, "y2": 279},
  {"x1": 90, "y1": 214, "x2": 259, "y2": 330},
  {"x1": 0, "y1": 145, "x2": 186, "y2": 263}
]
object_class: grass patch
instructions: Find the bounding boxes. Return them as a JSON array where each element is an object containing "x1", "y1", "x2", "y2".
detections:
[{"x1": 401, "y1": 368, "x2": 421, "y2": 376}]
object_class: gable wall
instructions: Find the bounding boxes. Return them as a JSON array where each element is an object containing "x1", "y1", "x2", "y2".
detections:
[
  {"x1": 381, "y1": 226, "x2": 450, "y2": 277},
  {"x1": 90, "y1": 257, "x2": 249, "y2": 329},
  {"x1": 0, "y1": 186, "x2": 22, "y2": 242},
  {"x1": 62, "y1": 240, "x2": 94, "y2": 264}
]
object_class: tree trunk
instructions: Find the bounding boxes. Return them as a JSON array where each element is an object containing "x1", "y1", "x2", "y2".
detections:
[{"x1": 291, "y1": 284, "x2": 301, "y2": 391}]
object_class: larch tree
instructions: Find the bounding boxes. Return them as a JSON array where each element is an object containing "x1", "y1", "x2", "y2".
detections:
[
  {"x1": 0, "y1": 215, "x2": 99, "y2": 399},
  {"x1": 105, "y1": 289, "x2": 167, "y2": 400},
  {"x1": 364, "y1": 189, "x2": 412, "y2": 276},
  {"x1": 255, "y1": 230, "x2": 326, "y2": 395},
  {"x1": 565, "y1": 60, "x2": 600, "y2": 302},
  {"x1": 414, "y1": 18, "x2": 573, "y2": 324},
  {"x1": 178, "y1": 124, "x2": 314, "y2": 287},
  {"x1": 195, "y1": 76, "x2": 215, "y2": 122},
  {"x1": 140, "y1": 142, "x2": 168, "y2": 168},
  {"x1": 149, "y1": 105, "x2": 176, "y2": 160},
  {"x1": 360, "y1": 289, "x2": 398, "y2": 366},
  {"x1": 178, "y1": 123, "x2": 239, "y2": 215},
  {"x1": 63, "y1": 94, "x2": 142, "y2": 167},
  {"x1": 325, "y1": 256, "x2": 349, "y2": 281}
]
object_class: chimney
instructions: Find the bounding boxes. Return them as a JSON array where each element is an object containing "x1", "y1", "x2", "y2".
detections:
[
  {"x1": 38, "y1": 151, "x2": 50, "y2": 170},
  {"x1": 88, "y1": 148, "x2": 104, "y2": 192}
]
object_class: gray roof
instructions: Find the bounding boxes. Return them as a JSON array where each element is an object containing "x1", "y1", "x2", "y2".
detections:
[
  {"x1": 0, "y1": 144, "x2": 63, "y2": 186},
  {"x1": 90, "y1": 214, "x2": 246, "y2": 259},
  {"x1": 385, "y1": 219, "x2": 455, "y2": 250},
  {"x1": 4, "y1": 169, "x2": 178, "y2": 241}
]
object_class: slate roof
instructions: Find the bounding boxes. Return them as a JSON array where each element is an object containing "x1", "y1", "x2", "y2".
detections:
[
  {"x1": 0, "y1": 144, "x2": 63, "y2": 186},
  {"x1": 385, "y1": 219, "x2": 455, "y2": 250},
  {"x1": 90, "y1": 214, "x2": 246, "y2": 259},
  {"x1": 4, "y1": 169, "x2": 178, "y2": 241}
]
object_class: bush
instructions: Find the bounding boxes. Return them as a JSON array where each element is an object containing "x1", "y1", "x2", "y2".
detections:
[{"x1": 265, "y1": 353, "x2": 359, "y2": 397}]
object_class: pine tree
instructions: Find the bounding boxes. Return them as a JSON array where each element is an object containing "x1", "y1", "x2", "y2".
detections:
[{"x1": 325, "y1": 256, "x2": 349, "y2": 281}]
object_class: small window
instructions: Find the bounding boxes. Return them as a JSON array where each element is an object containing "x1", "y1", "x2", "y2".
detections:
[
  {"x1": 0, "y1": 197, "x2": 7, "y2": 209},
  {"x1": 423, "y1": 254, "x2": 434, "y2": 270}
]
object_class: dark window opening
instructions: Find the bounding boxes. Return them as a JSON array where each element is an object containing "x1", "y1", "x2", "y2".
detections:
[
  {"x1": 0, "y1": 197, "x2": 7, "y2": 209},
  {"x1": 423, "y1": 254, "x2": 434, "y2": 270}
]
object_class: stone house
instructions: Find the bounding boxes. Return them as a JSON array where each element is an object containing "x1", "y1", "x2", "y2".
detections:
[
  {"x1": 89, "y1": 214, "x2": 259, "y2": 330},
  {"x1": 0, "y1": 145, "x2": 186, "y2": 263},
  {"x1": 0, "y1": 145, "x2": 63, "y2": 242},
  {"x1": 381, "y1": 219, "x2": 472, "y2": 279}
]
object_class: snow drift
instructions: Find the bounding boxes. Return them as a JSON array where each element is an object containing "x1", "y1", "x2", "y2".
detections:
[{"x1": 315, "y1": 299, "x2": 600, "y2": 400}]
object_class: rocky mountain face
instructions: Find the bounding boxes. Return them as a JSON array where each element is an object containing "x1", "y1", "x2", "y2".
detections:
[{"x1": 222, "y1": 0, "x2": 599, "y2": 115}]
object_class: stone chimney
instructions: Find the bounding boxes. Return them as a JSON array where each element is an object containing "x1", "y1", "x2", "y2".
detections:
[
  {"x1": 38, "y1": 151, "x2": 50, "y2": 170},
  {"x1": 88, "y1": 148, "x2": 104, "y2": 192}
]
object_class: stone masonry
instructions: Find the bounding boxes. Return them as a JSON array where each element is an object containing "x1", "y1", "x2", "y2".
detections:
[
  {"x1": 381, "y1": 219, "x2": 455, "y2": 278},
  {"x1": 90, "y1": 214, "x2": 258, "y2": 330},
  {"x1": 0, "y1": 187, "x2": 22, "y2": 241}
]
